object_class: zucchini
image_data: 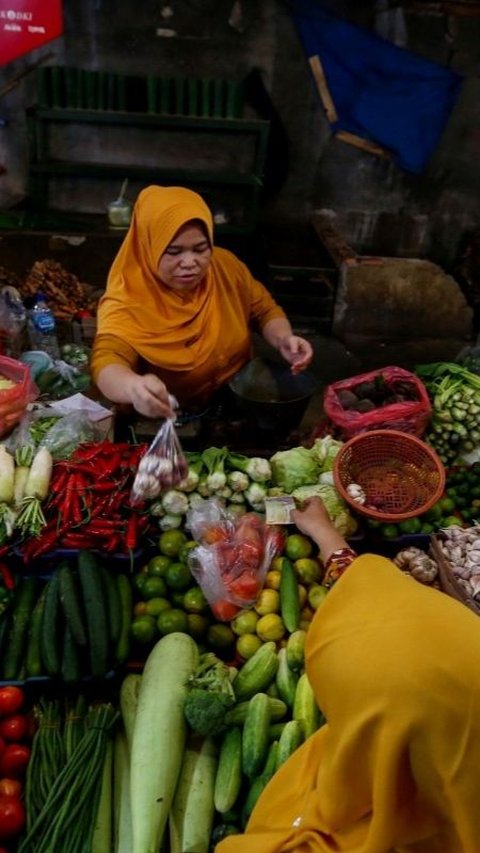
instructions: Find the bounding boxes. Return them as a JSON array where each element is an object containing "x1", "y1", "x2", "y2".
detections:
[
  {"x1": 225, "y1": 696, "x2": 287, "y2": 727},
  {"x1": 92, "y1": 740, "x2": 113, "y2": 853},
  {"x1": 279, "y1": 558, "x2": 300, "y2": 633},
  {"x1": 115, "y1": 574, "x2": 132, "y2": 664},
  {"x1": 286, "y1": 629, "x2": 307, "y2": 673},
  {"x1": 130, "y1": 632, "x2": 199, "y2": 853},
  {"x1": 293, "y1": 672, "x2": 322, "y2": 739},
  {"x1": 275, "y1": 646, "x2": 298, "y2": 708},
  {"x1": 25, "y1": 588, "x2": 46, "y2": 677},
  {"x1": 2, "y1": 577, "x2": 39, "y2": 681},
  {"x1": 119, "y1": 674, "x2": 142, "y2": 752},
  {"x1": 169, "y1": 734, "x2": 217, "y2": 853},
  {"x1": 61, "y1": 623, "x2": 82, "y2": 684},
  {"x1": 113, "y1": 727, "x2": 133, "y2": 853},
  {"x1": 242, "y1": 692, "x2": 271, "y2": 778},
  {"x1": 58, "y1": 562, "x2": 87, "y2": 647},
  {"x1": 41, "y1": 572, "x2": 62, "y2": 676},
  {"x1": 78, "y1": 550, "x2": 110, "y2": 678},
  {"x1": 232, "y1": 641, "x2": 278, "y2": 701},
  {"x1": 275, "y1": 720, "x2": 304, "y2": 770},
  {"x1": 214, "y1": 727, "x2": 242, "y2": 814}
]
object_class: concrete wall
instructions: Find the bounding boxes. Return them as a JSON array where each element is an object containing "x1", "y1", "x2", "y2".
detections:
[{"x1": 1, "y1": 1, "x2": 480, "y2": 267}]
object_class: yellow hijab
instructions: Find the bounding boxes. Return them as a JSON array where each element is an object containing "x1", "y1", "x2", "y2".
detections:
[
  {"x1": 96, "y1": 185, "x2": 219, "y2": 371},
  {"x1": 218, "y1": 555, "x2": 480, "y2": 853}
]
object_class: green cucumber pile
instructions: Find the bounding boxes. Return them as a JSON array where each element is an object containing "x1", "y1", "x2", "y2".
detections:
[{"x1": 0, "y1": 551, "x2": 132, "y2": 683}]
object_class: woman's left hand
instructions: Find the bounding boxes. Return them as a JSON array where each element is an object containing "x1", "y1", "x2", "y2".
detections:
[{"x1": 278, "y1": 335, "x2": 313, "y2": 374}]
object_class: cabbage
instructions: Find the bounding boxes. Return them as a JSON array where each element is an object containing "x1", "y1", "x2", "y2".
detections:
[
  {"x1": 270, "y1": 446, "x2": 319, "y2": 493},
  {"x1": 311, "y1": 436, "x2": 344, "y2": 472},
  {"x1": 292, "y1": 483, "x2": 358, "y2": 537}
]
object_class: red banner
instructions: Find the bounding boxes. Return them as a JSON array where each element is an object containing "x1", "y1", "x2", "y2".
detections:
[{"x1": 0, "y1": 0, "x2": 63, "y2": 65}]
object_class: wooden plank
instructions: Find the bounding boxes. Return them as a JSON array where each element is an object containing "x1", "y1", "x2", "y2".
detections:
[
  {"x1": 311, "y1": 211, "x2": 358, "y2": 268},
  {"x1": 308, "y1": 55, "x2": 338, "y2": 124},
  {"x1": 335, "y1": 130, "x2": 390, "y2": 159}
]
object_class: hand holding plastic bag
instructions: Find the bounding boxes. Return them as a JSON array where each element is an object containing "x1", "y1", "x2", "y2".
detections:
[
  {"x1": 130, "y1": 416, "x2": 188, "y2": 504},
  {"x1": 186, "y1": 499, "x2": 285, "y2": 621}
]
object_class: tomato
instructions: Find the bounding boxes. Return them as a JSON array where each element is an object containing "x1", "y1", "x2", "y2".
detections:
[
  {"x1": 0, "y1": 688, "x2": 24, "y2": 719},
  {"x1": 227, "y1": 573, "x2": 260, "y2": 601},
  {"x1": 0, "y1": 795, "x2": 25, "y2": 839},
  {"x1": 0, "y1": 780, "x2": 21, "y2": 798},
  {"x1": 0, "y1": 744, "x2": 31, "y2": 779},
  {"x1": 0, "y1": 716, "x2": 28, "y2": 743}
]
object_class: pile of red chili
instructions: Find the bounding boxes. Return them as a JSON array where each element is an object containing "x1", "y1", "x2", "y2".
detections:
[{"x1": 19, "y1": 441, "x2": 150, "y2": 561}]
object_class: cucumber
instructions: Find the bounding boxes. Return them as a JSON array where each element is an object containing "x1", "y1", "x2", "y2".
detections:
[
  {"x1": 2, "y1": 577, "x2": 40, "y2": 681},
  {"x1": 232, "y1": 641, "x2": 278, "y2": 701},
  {"x1": 293, "y1": 672, "x2": 322, "y2": 739},
  {"x1": 242, "y1": 692, "x2": 271, "y2": 778},
  {"x1": 169, "y1": 734, "x2": 217, "y2": 853},
  {"x1": 268, "y1": 722, "x2": 286, "y2": 741},
  {"x1": 25, "y1": 588, "x2": 46, "y2": 677},
  {"x1": 275, "y1": 720, "x2": 304, "y2": 770},
  {"x1": 115, "y1": 574, "x2": 132, "y2": 664},
  {"x1": 58, "y1": 562, "x2": 87, "y2": 647},
  {"x1": 41, "y1": 572, "x2": 62, "y2": 676},
  {"x1": 97, "y1": 562, "x2": 122, "y2": 645},
  {"x1": 61, "y1": 622, "x2": 82, "y2": 684},
  {"x1": 279, "y1": 558, "x2": 300, "y2": 633},
  {"x1": 78, "y1": 550, "x2": 110, "y2": 678},
  {"x1": 241, "y1": 740, "x2": 278, "y2": 828},
  {"x1": 275, "y1": 646, "x2": 298, "y2": 708},
  {"x1": 286, "y1": 629, "x2": 307, "y2": 673},
  {"x1": 225, "y1": 696, "x2": 287, "y2": 727},
  {"x1": 214, "y1": 727, "x2": 243, "y2": 814}
]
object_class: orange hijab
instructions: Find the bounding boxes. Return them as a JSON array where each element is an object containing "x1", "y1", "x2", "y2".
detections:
[
  {"x1": 96, "y1": 185, "x2": 220, "y2": 371},
  {"x1": 218, "y1": 555, "x2": 480, "y2": 853}
]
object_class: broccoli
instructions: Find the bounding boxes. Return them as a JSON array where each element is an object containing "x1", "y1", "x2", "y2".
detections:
[{"x1": 184, "y1": 652, "x2": 236, "y2": 736}]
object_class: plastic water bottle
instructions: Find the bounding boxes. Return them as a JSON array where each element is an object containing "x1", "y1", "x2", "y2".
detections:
[{"x1": 27, "y1": 292, "x2": 60, "y2": 360}]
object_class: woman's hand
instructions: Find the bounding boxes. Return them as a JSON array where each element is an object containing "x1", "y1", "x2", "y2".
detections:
[
  {"x1": 278, "y1": 335, "x2": 313, "y2": 374},
  {"x1": 292, "y1": 497, "x2": 348, "y2": 560},
  {"x1": 128, "y1": 373, "x2": 176, "y2": 419}
]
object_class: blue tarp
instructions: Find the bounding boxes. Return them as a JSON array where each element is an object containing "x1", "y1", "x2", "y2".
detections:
[{"x1": 291, "y1": 1, "x2": 462, "y2": 173}]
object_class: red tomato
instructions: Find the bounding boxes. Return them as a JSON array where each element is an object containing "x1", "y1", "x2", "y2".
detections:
[
  {"x1": 0, "y1": 796, "x2": 25, "y2": 840},
  {"x1": 227, "y1": 572, "x2": 260, "y2": 601},
  {"x1": 0, "y1": 689, "x2": 24, "y2": 719},
  {"x1": 211, "y1": 599, "x2": 240, "y2": 621},
  {"x1": 0, "y1": 716, "x2": 28, "y2": 743},
  {"x1": 0, "y1": 745, "x2": 31, "y2": 779},
  {"x1": 0, "y1": 780, "x2": 21, "y2": 798}
]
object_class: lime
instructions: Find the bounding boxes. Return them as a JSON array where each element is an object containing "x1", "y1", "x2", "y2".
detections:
[
  {"x1": 144, "y1": 597, "x2": 171, "y2": 617},
  {"x1": 423, "y1": 502, "x2": 443, "y2": 522},
  {"x1": 157, "y1": 608, "x2": 189, "y2": 635},
  {"x1": 264, "y1": 570, "x2": 281, "y2": 590},
  {"x1": 294, "y1": 557, "x2": 321, "y2": 584},
  {"x1": 183, "y1": 586, "x2": 208, "y2": 614},
  {"x1": 171, "y1": 591, "x2": 187, "y2": 608},
  {"x1": 147, "y1": 555, "x2": 172, "y2": 577},
  {"x1": 142, "y1": 577, "x2": 168, "y2": 600},
  {"x1": 285, "y1": 534, "x2": 313, "y2": 561},
  {"x1": 419, "y1": 522, "x2": 434, "y2": 535},
  {"x1": 381, "y1": 524, "x2": 400, "y2": 539},
  {"x1": 165, "y1": 562, "x2": 193, "y2": 591},
  {"x1": 308, "y1": 584, "x2": 328, "y2": 610},
  {"x1": 256, "y1": 613, "x2": 285, "y2": 642},
  {"x1": 207, "y1": 623, "x2": 235, "y2": 654},
  {"x1": 231, "y1": 609, "x2": 259, "y2": 636},
  {"x1": 133, "y1": 572, "x2": 148, "y2": 594},
  {"x1": 442, "y1": 515, "x2": 463, "y2": 528},
  {"x1": 236, "y1": 634, "x2": 262, "y2": 660},
  {"x1": 130, "y1": 615, "x2": 157, "y2": 644},
  {"x1": 186, "y1": 613, "x2": 210, "y2": 640},
  {"x1": 439, "y1": 496, "x2": 456, "y2": 515},
  {"x1": 179, "y1": 540, "x2": 198, "y2": 564},
  {"x1": 158, "y1": 529, "x2": 188, "y2": 559},
  {"x1": 398, "y1": 517, "x2": 422, "y2": 535},
  {"x1": 254, "y1": 589, "x2": 280, "y2": 616},
  {"x1": 133, "y1": 601, "x2": 147, "y2": 617}
]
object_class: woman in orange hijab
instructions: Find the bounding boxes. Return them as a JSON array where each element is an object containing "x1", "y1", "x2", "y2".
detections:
[
  {"x1": 91, "y1": 185, "x2": 313, "y2": 419},
  {"x1": 217, "y1": 498, "x2": 480, "y2": 853}
]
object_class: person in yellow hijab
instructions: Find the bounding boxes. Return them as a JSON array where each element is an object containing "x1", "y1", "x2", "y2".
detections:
[
  {"x1": 217, "y1": 498, "x2": 480, "y2": 853},
  {"x1": 91, "y1": 185, "x2": 313, "y2": 419}
]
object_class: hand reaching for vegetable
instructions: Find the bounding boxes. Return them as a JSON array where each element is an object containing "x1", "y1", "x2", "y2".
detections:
[
  {"x1": 128, "y1": 374, "x2": 175, "y2": 419},
  {"x1": 292, "y1": 497, "x2": 348, "y2": 562},
  {"x1": 278, "y1": 335, "x2": 313, "y2": 374}
]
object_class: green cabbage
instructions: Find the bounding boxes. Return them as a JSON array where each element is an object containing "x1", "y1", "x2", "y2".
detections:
[
  {"x1": 291, "y1": 483, "x2": 358, "y2": 537},
  {"x1": 311, "y1": 436, "x2": 344, "y2": 472},
  {"x1": 270, "y1": 446, "x2": 319, "y2": 493}
]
